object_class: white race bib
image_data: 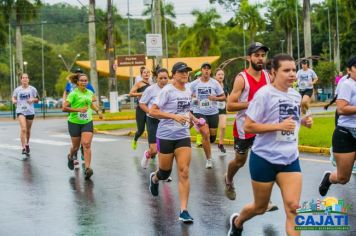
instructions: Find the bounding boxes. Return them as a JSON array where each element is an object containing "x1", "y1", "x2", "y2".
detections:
[
  {"x1": 299, "y1": 81, "x2": 307, "y2": 90},
  {"x1": 276, "y1": 130, "x2": 297, "y2": 142},
  {"x1": 217, "y1": 101, "x2": 226, "y2": 109},
  {"x1": 20, "y1": 104, "x2": 29, "y2": 112},
  {"x1": 78, "y1": 112, "x2": 89, "y2": 120},
  {"x1": 174, "y1": 112, "x2": 190, "y2": 128},
  {"x1": 199, "y1": 99, "x2": 211, "y2": 108}
]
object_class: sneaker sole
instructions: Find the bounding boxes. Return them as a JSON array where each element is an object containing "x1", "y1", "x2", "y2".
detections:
[
  {"x1": 228, "y1": 213, "x2": 239, "y2": 236},
  {"x1": 85, "y1": 169, "x2": 93, "y2": 180},
  {"x1": 266, "y1": 205, "x2": 279, "y2": 212},
  {"x1": 319, "y1": 171, "x2": 332, "y2": 196},
  {"x1": 149, "y1": 172, "x2": 159, "y2": 196},
  {"x1": 224, "y1": 174, "x2": 236, "y2": 201},
  {"x1": 178, "y1": 217, "x2": 194, "y2": 224}
]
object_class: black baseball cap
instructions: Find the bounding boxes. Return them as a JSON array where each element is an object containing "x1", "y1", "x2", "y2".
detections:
[
  {"x1": 201, "y1": 62, "x2": 212, "y2": 69},
  {"x1": 347, "y1": 56, "x2": 356, "y2": 68},
  {"x1": 247, "y1": 42, "x2": 269, "y2": 55},
  {"x1": 172, "y1": 62, "x2": 192, "y2": 74},
  {"x1": 75, "y1": 68, "x2": 84, "y2": 73},
  {"x1": 301, "y1": 59, "x2": 309, "y2": 65}
]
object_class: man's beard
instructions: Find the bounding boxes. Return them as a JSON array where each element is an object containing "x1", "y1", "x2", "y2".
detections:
[{"x1": 251, "y1": 62, "x2": 263, "y2": 71}]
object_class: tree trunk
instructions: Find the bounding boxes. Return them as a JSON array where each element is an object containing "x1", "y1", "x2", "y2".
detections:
[
  {"x1": 287, "y1": 30, "x2": 293, "y2": 56},
  {"x1": 107, "y1": 0, "x2": 116, "y2": 92},
  {"x1": 15, "y1": 22, "x2": 23, "y2": 77},
  {"x1": 88, "y1": 0, "x2": 99, "y2": 99},
  {"x1": 154, "y1": 0, "x2": 162, "y2": 66},
  {"x1": 303, "y1": 0, "x2": 312, "y2": 64}
]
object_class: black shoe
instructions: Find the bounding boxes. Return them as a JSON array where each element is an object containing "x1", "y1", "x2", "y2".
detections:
[
  {"x1": 84, "y1": 168, "x2": 93, "y2": 180},
  {"x1": 67, "y1": 154, "x2": 74, "y2": 170},
  {"x1": 149, "y1": 172, "x2": 159, "y2": 196},
  {"x1": 25, "y1": 145, "x2": 30, "y2": 154},
  {"x1": 218, "y1": 144, "x2": 226, "y2": 153},
  {"x1": 22, "y1": 148, "x2": 26, "y2": 155},
  {"x1": 228, "y1": 213, "x2": 243, "y2": 236},
  {"x1": 319, "y1": 171, "x2": 332, "y2": 196}
]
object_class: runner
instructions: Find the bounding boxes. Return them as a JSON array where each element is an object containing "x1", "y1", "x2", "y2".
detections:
[
  {"x1": 296, "y1": 59, "x2": 318, "y2": 114},
  {"x1": 62, "y1": 74, "x2": 103, "y2": 179},
  {"x1": 225, "y1": 42, "x2": 275, "y2": 206},
  {"x1": 214, "y1": 68, "x2": 228, "y2": 154},
  {"x1": 135, "y1": 66, "x2": 153, "y2": 84},
  {"x1": 12, "y1": 73, "x2": 39, "y2": 155},
  {"x1": 319, "y1": 55, "x2": 356, "y2": 196},
  {"x1": 190, "y1": 62, "x2": 226, "y2": 169},
  {"x1": 228, "y1": 54, "x2": 313, "y2": 236},
  {"x1": 148, "y1": 62, "x2": 198, "y2": 223},
  {"x1": 193, "y1": 71, "x2": 203, "y2": 148},
  {"x1": 63, "y1": 68, "x2": 95, "y2": 168},
  {"x1": 139, "y1": 68, "x2": 169, "y2": 168},
  {"x1": 129, "y1": 68, "x2": 151, "y2": 150}
]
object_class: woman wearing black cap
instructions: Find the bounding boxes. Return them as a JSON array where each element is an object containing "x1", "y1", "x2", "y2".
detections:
[
  {"x1": 319, "y1": 56, "x2": 356, "y2": 197},
  {"x1": 129, "y1": 67, "x2": 151, "y2": 150}
]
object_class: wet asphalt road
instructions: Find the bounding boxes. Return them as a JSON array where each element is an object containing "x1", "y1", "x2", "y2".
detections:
[{"x1": 0, "y1": 118, "x2": 355, "y2": 236}]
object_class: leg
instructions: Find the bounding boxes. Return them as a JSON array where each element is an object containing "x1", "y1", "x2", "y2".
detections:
[
  {"x1": 134, "y1": 106, "x2": 146, "y2": 141},
  {"x1": 149, "y1": 143, "x2": 157, "y2": 157},
  {"x1": 301, "y1": 95, "x2": 310, "y2": 114},
  {"x1": 81, "y1": 132, "x2": 94, "y2": 169},
  {"x1": 199, "y1": 124, "x2": 211, "y2": 160},
  {"x1": 69, "y1": 137, "x2": 81, "y2": 157},
  {"x1": 25, "y1": 119, "x2": 34, "y2": 144},
  {"x1": 175, "y1": 147, "x2": 192, "y2": 211},
  {"x1": 276, "y1": 172, "x2": 302, "y2": 236},
  {"x1": 218, "y1": 114, "x2": 226, "y2": 145},
  {"x1": 226, "y1": 153, "x2": 248, "y2": 182},
  {"x1": 329, "y1": 152, "x2": 355, "y2": 184},
  {"x1": 18, "y1": 115, "x2": 27, "y2": 148}
]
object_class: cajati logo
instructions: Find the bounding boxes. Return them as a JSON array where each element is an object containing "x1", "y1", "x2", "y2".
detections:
[{"x1": 295, "y1": 197, "x2": 352, "y2": 231}]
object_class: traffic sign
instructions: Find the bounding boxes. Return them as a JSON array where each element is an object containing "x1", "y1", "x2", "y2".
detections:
[
  {"x1": 146, "y1": 34, "x2": 163, "y2": 56},
  {"x1": 117, "y1": 54, "x2": 146, "y2": 67}
]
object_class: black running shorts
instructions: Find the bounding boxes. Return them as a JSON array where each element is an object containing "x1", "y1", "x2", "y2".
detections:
[
  {"x1": 156, "y1": 137, "x2": 191, "y2": 154},
  {"x1": 234, "y1": 136, "x2": 255, "y2": 154},
  {"x1": 332, "y1": 126, "x2": 356, "y2": 153},
  {"x1": 299, "y1": 89, "x2": 313, "y2": 98},
  {"x1": 68, "y1": 121, "x2": 93, "y2": 137},
  {"x1": 17, "y1": 113, "x2": 35, "y2": 120},
  {"x1": 146, "y1": 116, "x2": 159, "y2": 144}
]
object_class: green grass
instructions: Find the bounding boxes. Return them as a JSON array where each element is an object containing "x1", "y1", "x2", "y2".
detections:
[
  {"x1": 95, "y1": 116, "x2": 335, "y2": 148},
  {"x1": 93, "y1": 109, "x2": 135, "y2": 118},
  {"x1": 94, "y1": 122, "x2": 136, "y2": 131}
]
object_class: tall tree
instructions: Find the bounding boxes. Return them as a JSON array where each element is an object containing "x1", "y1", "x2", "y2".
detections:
[
  {"x1": 303, "y1": 0, "x2": 312, "y2": 62},
  {"x1": 88, "y1": 0, "x2": 99, "y2": 97},
  {"x1": 0, "y1": 0, "x2": 42, "y2": 76}
]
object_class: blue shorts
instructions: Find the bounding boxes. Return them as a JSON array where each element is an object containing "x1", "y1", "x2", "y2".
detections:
[{"x1": 249, "y1": 151, "x2": 301, "y2": 182}]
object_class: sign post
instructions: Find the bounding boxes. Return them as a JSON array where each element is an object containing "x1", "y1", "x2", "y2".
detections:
[{"x1": 146, "y1": 34, "x2": 163, "y2": 57}]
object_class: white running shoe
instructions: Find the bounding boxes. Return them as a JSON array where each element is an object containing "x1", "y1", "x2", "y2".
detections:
[
  {"x1": 205, "y1": 159, "x2": 213, "y2": 169},
  {"x1": 141, "y1": 150, "x2": 150, "y2": 169}
]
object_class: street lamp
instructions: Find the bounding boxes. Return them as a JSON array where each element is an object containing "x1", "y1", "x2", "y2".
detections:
[
  {"x1": 280, "y1": 39, "x2": 285, "y2": 53},
  {"x1": 58, "y1": 54, "x2": 81, "y2": 72},
  {"x1": 23, "y1": 61, "x2": 28, "y2": 73}
]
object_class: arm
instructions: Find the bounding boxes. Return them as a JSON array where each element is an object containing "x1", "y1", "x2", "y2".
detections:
[
  {"x1": 209, "y1": 93, "x2": 226, "y2": 101},
  {"x1": 129, "y1": 82, "x2": 143, "y2": 97},
  {"x1": 149, "y1": 104, "x2": 188, "y2": 124},
  {"x1": 336, "y1": 100, "x2": 356, "y2": 115},
  {"x1": 312, "y1": 76, "x2": 318, "y2": 85},
  {"x1": 62, "y1": 101, "x2": 87, "y2": 113},
  {"x1": 324, "y1": 95, "x2": 337, "y2": 110},
  {"x1": 91, "y1": 102, "x2": 103, "y2": 119},
  {"x1": 244, "y1": 116, "x2": 296, "y2": 134},
  {"x1": 227, "y1": 75, "x2": 249, "y2": 112},
  {"x1": 139, "y1": 103, "x2": 149, "y2": 113}
]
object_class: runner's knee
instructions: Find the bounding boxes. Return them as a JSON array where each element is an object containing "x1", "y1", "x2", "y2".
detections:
[{"x1": 156, "y1": 168, "x2": 172, "y2": 180}]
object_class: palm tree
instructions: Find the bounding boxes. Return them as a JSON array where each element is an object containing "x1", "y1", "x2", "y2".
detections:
[
  {"x1": 0, "y1": 0, "x2": 42, "y2": 76},
  {"x1": 179, "y1": 8, "x2": 221, "y2": 56},
  {"x1": 234, "y1": 0, "x2": 264, "y2": 43},
  {"x1": 303, "y1": 0, "x2": 312, "y2": 61},
  {"x1": 270, "y1": 0, "x2": 300, "y2": 56}
]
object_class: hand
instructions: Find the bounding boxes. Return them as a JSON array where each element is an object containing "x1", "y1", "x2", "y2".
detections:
[
  {"x1": 79, "y1": 107, "x2": 88, "y2": 113},
  {"x1": 279, "y1": 116, "x2": 296, "y2": 131},
  {"x1": 98, "y1": 111, "x2": 104, "y2": 120},
  {"x1": 174, "y1": 114, "x2": 190, "y2": 125},
  {"x1": 27, "y1": 98, "x2": 34, "y2": 104},
  {"x1": 208, "y1": 95, "x2": 217, "y2": 101},
  {"x1": 302, "y1": 114, "x2": 313, "y2": 128},
  {"x1": 324, "y1": 105, "x2": 329, "y2": 110}
]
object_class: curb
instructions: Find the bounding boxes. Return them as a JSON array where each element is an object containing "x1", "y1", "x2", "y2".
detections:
[
  {"x1": 93, "y1": 116, "x2": 135, "y2": 121},
  {"x1": 95, "y1": 129, "x2": 330, "y2": 156}
]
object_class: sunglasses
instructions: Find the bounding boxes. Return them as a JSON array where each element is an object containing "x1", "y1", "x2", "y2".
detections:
[{"x1": 79, "y1": 80, "x2": 88, "y2": 82}]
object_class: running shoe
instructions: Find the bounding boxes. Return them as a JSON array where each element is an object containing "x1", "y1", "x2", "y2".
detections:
[
  {"x1": 80, "y1": 145, "x2": 84, "y2": 161},
  {"x1": 141, "y1": 150, "x2": 150, "y2": 169},
  {"x1": 319, "y1": 171, "x2": 332, "y2": 196},
  {"x1": 179, "y1": 210, "x2": 194, "y2": 223},
  {"x1": 228, "y1": 213, "x2": 243, "y2": 236},
  {"x1": 22, "y1": 148, "x2": 26, "y2": 155},
  {"x1": 266, "y1": 201, "x2": 279, "y2": 212},
  {"x1": 196, "y1": 134, "x2": 202, "y2": 148},
  {"x1": 149, "y1": 172, "x2": 159, "y2": 196},
  {"x1": 73, "y1": 160, "x2": 80, "y2": 169},
  {"x1": 25, "y1": 145, "x2": 30, "y2": 154},
  {"x1": 165, "y1": 176, "x2": 173, "y2": 182},
  {"x1": 329, "y1": 146, "x2": 336, "y2": 167},
  {"x1": 224, "y1": 173, "x2": 236, "y2": 200},
  {"x1": 67, "y1": 154, "x2": 74, "y2": 170},
  {"x1": 131, "y1": 139, "x2": 137, "y2": 150},
  {"x1": 84, "y1": 168, "x2": 93, "y2": 180},
  {"x1": 353, "y1": 165, "x2": 356, "y2": 174},
  {"x1": 205, "y1": 159, "x2": 213, "y2": 169},
  {"x1": 218, "y1": 144, "x2": 226, "y2": 153}
]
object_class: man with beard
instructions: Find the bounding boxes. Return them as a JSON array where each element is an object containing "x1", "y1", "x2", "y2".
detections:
[{"x1": 224, "y1": 43, "x2": 278, "y2": 212}]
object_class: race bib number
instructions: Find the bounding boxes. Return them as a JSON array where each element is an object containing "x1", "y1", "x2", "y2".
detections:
[
  {"x1": 78, "y1": 112, "x2": 89, "y2": 120},
  {"x1": 174, "y1": 112, "x2": 190, "y2": 128},
  {"x1": 299, "y1": 81, "x2": 307, "y2": 90},
  {"x1": 217, "y1": 101, "x2": 226, "y2": 109},
  {"x1": 20, "y1": 105, "x2": 29, "y2": 112},
  {"x1": 276, "y1": 130, "x2": 297, "y2": 142},
  {"x1": 192, "y1": 98, "x2": 199, "y2": 107},
  {"x1": 199, "y1": 99, "x2": 211, "y2": 108}
]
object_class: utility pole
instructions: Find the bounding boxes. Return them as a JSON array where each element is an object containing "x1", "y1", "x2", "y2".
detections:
[
  {"x1": 107, "y1": 0, "x2": 118, "y2": 112},
  {"x1": 334, "y1": 0, "x2": 340, "y2": 71},
  {"x1": 303, "y1": 0, "x2": 312, "y2": 65},
  {"x1": 153, "y1": 0, "x2": 162, "y2": 67},
  {"x1": 295, "y1": 0, "x2": 300, "y2": 69},
  {"x1": 15, "y1": 20, "x2": 23, "y2": 76},
  {"x1": 88, "y1": 0, "x2": 99, "y2": 99}
]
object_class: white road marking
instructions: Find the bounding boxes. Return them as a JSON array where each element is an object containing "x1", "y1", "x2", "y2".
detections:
[
  {"x1": 0, "y1": 144, "x2": 21, "y2": 150},
  {"x1": 49, "y1": 134, "x2": 117, "y2": 142},
  {"x1": 15, "y1": 138, "x2": 70, "y2": 146}
]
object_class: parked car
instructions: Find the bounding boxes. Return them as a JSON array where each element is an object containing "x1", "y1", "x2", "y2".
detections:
[{"x1": 118, "y1": 94, "x2": 130, "y2": 104}]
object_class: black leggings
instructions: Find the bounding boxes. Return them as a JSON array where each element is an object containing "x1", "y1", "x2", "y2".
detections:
[{"x1": 134, "y1": 106, "x2": 147, "y2": 141}]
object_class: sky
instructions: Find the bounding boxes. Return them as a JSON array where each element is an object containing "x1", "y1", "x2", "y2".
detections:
[{"x1": 43, "y1": 0, "x2": 322, "y2": 26}]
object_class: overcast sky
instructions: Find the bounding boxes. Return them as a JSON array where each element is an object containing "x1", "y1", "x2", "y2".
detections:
[{"x1": 42, "y1": 0, "x2": 322, "y2": 26}]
